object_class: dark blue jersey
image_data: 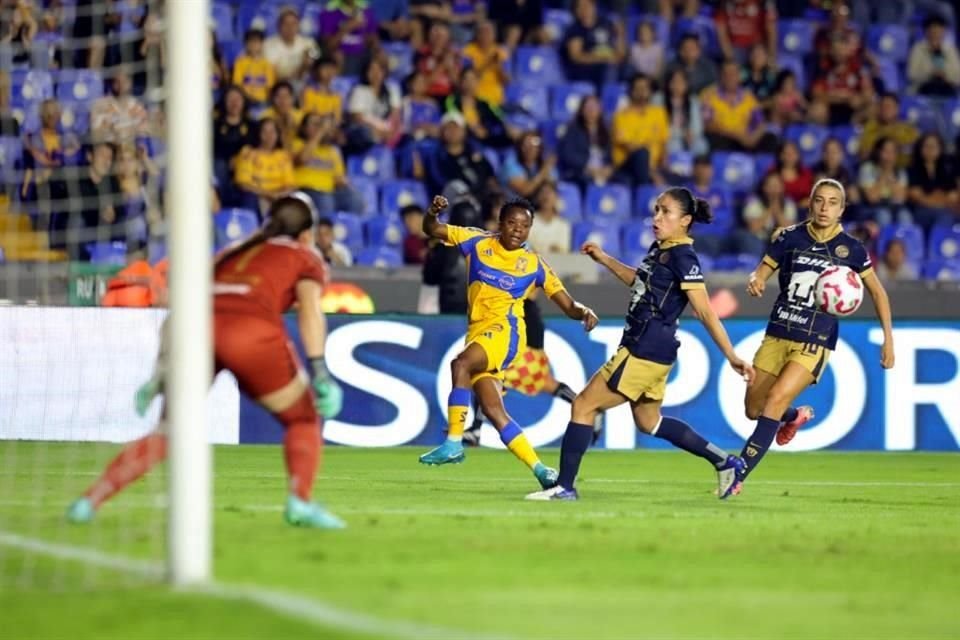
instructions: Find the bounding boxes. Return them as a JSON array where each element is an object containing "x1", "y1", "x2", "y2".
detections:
[
  {"x1": 762, "y1": 222, "x2": 873, "y2": 350},
  {"x1": 620, "y1": 237, "x2": 706, "y2": 364}
]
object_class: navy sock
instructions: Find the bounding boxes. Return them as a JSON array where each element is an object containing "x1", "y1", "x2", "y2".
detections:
[
  {"x1": 740, "y1": 415, "x2": 780, "y2": 478},
  {"x1": 655, "y1": 417, "x2": 727, "y2": 467},
  {"x1": 557, "y1": 421, "x2": 593, "y2": 490},
  {"x1": 553, "y1": 382, "x2": 576, "y2": 404},
  {"x1": 781, "y1": 407, "x2": 798, "y2": 423}
]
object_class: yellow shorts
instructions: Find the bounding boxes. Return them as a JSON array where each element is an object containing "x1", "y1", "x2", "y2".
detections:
[
  {"x1": 466, "y1": 319, "x2": 523, "y2": 385},
  {"x1": 503, "y1": 348, "x2": 552, "y2": 396},
  {"x1": 753, "y1": 335, "x2": 831, "y2": 383},
  {"x1": 599, "y1": 346, "x2": 673, "y2": 402}
]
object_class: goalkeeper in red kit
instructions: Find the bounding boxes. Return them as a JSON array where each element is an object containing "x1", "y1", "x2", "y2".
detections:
[{"x1": 67, "y1": 195, "x2": 346, "y2": 529}]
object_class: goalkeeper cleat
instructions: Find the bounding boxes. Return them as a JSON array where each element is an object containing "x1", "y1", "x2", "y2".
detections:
[
  {"x1": 533, "y1": 463, "x2": 559, "y2": 489},
  {"x1": 418, "y1": 440, "x2": 465, "y2": 465},
  {"x1": 284, "y1": 496, "x2": 346, "y2": 529},
  {"x1": 66, "y1": 497, "x2": 95, "y2": 524},
  {"x1": 716, "y1": 455, "x2": 746, "y2": 500},
  {"x1": 525, "y1": 485, "x2": 578, "y2": 501},
  {"x1": 776, "y1": 405, "x2": 815, "y2": 446}
]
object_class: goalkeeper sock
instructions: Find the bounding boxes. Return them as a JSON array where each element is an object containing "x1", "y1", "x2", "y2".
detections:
[
  {"x1": 85, "y1": 432, "x2": 168, "y2": 508},
  {"x1": 781, "y1": 406, "x2": 799, "y2": 423},
  {"x1": 652, "y1": 416, "x2": 727, "y2": 467},
  {"x1": 446, "y1": 388, "x2": 471, "y2": 443},
  {"x1": 499, "y1": 420, "x2": 540, "y2": 470},
  {"x1": 740, "y1": 415, "x2": 780, "y2": 478},
  {"x1": 284, "y1": 421, "x2": 320, "y2": 501},
  {"x1": 553, "y1": 382, "x2": 576, "y2": 404},
  {"x1": 557, "y1": 421, "x2": 593, "y2": 490}
]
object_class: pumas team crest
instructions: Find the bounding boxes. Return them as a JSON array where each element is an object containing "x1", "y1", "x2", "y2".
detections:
[
  {"x1": 834, "y1": 245, "x2": 849, "y2": 258},
  {"x1": 515, "y1": 257, "x2": 528, "y2": 272},
  {"x1": 659, "y1": 252, "x2": 670, "y2": 264}
]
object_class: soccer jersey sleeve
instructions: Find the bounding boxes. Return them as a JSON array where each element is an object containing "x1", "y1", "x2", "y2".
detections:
[
  {"x1": 298, "y1": 247, "x2": 329, "y2": 288},
  {"x1": 669, "y1": 248, "x2": 706, "y2": 291},
  {"x1": 762, "y1": 225, "x2": 792, "y2": 270},
  {"x1": 536, "y1": 257, "x2": 566, "y2": 297},
  {"x1": 848, "y1": 240, "x2": 874, "y2": 278},
  {"x1": 443, "y1": 225, "x2": 490, "y2": 256}
]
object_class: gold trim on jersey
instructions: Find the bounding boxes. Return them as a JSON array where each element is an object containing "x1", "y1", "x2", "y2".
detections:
[
  {"x1": 805, "y1": 220, "x2": 843, "y2": 244},
  {"x1": 658, "y1": 235, "x2": 694, "y2": 249}
]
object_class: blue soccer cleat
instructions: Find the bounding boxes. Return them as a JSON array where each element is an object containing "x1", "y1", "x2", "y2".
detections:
[
  {"x1": 718, "y1": 455, "x2": 746, "y2": 500},
  {"x1": 524, "y1": 485, "x2": 579, "y2": 501},
  {"x1": 284, "y1": 496, "x2": 346, "y2": 529},
  {"x1": 66, "y1": 497, "x2": 95, "y2": 524},
  {"x1": 418, "y1": 440, "x2": 465, "y2": 466},
  {"x1": 533, "y1": 463, "x2": 559, "y2": 489}
]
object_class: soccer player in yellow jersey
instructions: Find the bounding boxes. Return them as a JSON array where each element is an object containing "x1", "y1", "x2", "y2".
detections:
[{"x1": 418, "y1": 195, "x2": 599, "y2": 489}]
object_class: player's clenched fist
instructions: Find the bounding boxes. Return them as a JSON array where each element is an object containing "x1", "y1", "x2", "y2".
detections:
[
  {"x1": 746, "y1": 272, "x2": 765, "y2": 297},
  {"x1": 580, "y1": 241, "x2": 606, "y2": 263},
  {"x1": 428, "y1": 195, "x2": 448, "y2": 216}
]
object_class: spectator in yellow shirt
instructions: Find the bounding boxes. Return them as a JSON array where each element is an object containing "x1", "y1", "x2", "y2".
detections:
[
  {"x1": 461, "y1": 20, "x2": 511, "y2": 106},
  {"x1": 611, "y1": 74, "x2": 667, "y2": 186},
  {"x1": 701, "y1": 59, "x2": 777, "y2": 152},
  {"x1": 233, "y1": 118, "x2": 296, "y2": 217},
  {"x1": 292, "y1": 113, "x2": 365, "y2": 216},
  {"x1": 301, "y1": 57, "x2": 343, "y2": 125},
  {"x1": 259, "y1": 81, "x2": 304, "y2": 150},
  {"x1": 232, "y1": 28, "x2": 276, "y2": 106}
]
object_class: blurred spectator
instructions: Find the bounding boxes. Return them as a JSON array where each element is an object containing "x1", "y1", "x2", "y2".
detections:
[
  {"x1": 487, "y1": 0, "x2": 544, "y2": 50},
  {"x1": 810, "y1": 33, "x2": 874, "y2": 126},
  {"x1": 410, "y1": 0, "x2": 453, "y2": 33},
  {"x1": 742, "y1": 44, "x2": 777, "y2": 108},
  {"x1": 214, "y1": 86, "x2": 254, "y2": 207},
  {"x1": 859, "y1": 93, "x2": 919, "y2": 169},
  {"x1": 401, "y1": 71, "x2": 441, "y2": 139},
  {"x1": 612, "y1": 73, "x2": 667, "y2": 186},
  {"x1": 1, "y1": 0, "x2": 38, "y2": 66},
  {"x1": 687, "y1": 154, "x2": 726, "y2": 213},
  {"x1": 769, "y1": 69, "x2": 807, "y2": 126},
  {"x1": 292, "y1": 113, "x2": 364, "y2": 216},
  {"x1": 372, "y1": 0, "x2": 417, "y2": 44},
  {"x1": 401, "y1": 203, "x2": 429, "y2": 264},
  {"x1": 56, "y1": 142, "x2": 124, "y2": 261},
  {"x1": 70, "y1": 0, "x2": 107, "y2": 69},
  {"x1": 449, "y1": 0, "x2": 485, "y2": 45},
  {"x1": 501, "y1": 131, "x2": 557, "y2": 199},
  {"x1": 874, "y1": 238, "x2": 919, "y2": 282},
  {"x1": 444, "y1": 66, "x2": 511, "y2": 148},
  {"x1": 659, "y1": 0, "x2": 701, "y2": 22},
  {"x1": 735, "y1": 172, "x2": 798, "y2": 256},
  {"x1": 659, "y1": 68, "x2": 708, "y2": 156},
  {"x1": 907, "y1": 14, "x2": 960, "y2": 97},
  {"x1": 527, "y1": 181, "x2": 572, "y2": 253},
  {"x1": 858, "y1": 137, "x2": 913, "y2": 226},
  {"x1": 22, "y1": 98, "x2": 78, "y2": 201},
  {"x1": 462, "y1": 20, "x2": 510, "y2": 107},
  {"x1": 415, "y1": 21, "x2": 461, "y2": 100},
  {"x1": 346, "y1": 58, "x2": 402, "y2": 155},
  {"x1": 233, "y1": 118, "x2": 296, "y2": 217},
  {"x1": 813, "y1": 2, "x2": 867, "y2": 74},
  {"x1": 715, "y1": 0, "x2": 778, "y2": 62},
  {"x1": 315, "y1": 216, "x2": 354, "y2": 266},
  {"x1": 420, "y1": 111, "x2": 498, "y2": 202},
  {"x1": 115, "y1": 141, "x2": 157, "y2": 230},
  {"x1": 907, "y1": 133, "x2": 959, "y2": 231},
  {"x1": 562, "y1": 0, "x2": 625, "y2": 90},
  {"x1": 263, "y1": 7, "x2": 319, "y2": 82},
  {"x1": 34, "y1": 6, "x2": 63, "y2": 68},
  {"x1": 302, "y1": 57, "x2": 343, "y2": 125},
  {"x1": 557, "y1": 94, "x2": 614, "y2": 188},
  {"x1": 628, "y1": 20, "x2": 664, "y2": 79},
  {"x1": 771, "y1": 141, "x2": 814, "y2": 207},
  {"x1": 663, "y1": 33, "x2": 717, "y2": 95},
  {"x1": 260, "y1": 81, "x2": 304, "y2": 151},
  {"x1": 210, "y1": 29, "x2": 228, "y2": 96},
  {"x1": 90, "y1": 68, "x2": 149, "y2": 143},
  {"x1": 232, "y1": 28, "x2": 276, "y2": 106},
  {"x1": 0, "y1": 70, "x2": 18, "y2": 136},
  {"x1": 814, "y1": 137, "x2": 859, "y2": 204},
  {"x1": 702, "y1": 59, "x2": 776, "y2": 152},
  {"x1": 319, "y1": 0, "x2": 379, "y2": 77}
]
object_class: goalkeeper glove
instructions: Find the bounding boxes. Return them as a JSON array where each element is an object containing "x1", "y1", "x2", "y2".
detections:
[{"x1": 309, "y1": 357, "x2": 343, "y2": 419}]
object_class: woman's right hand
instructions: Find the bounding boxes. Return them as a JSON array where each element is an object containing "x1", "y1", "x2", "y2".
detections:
[
  {"x1": 746, "y1": 271, "x2": 765, "y2": 297},
  {"x1": 580, "y1": 241, "x2": 606, "y2": 263}
]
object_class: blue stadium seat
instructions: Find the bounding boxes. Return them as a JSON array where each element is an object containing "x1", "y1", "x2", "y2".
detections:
[
  {"x1": 86, "y1": 242, "x2": 128, "y2": 266},
  {"x1": 666, "y1": 150, "x2": 693, "y2": 178},
  {"x1": 713, "y1": 254, "x2": 760, "y2": 273},
  {"x1": 785, "y1": 124, "x2": 831, "y2": 166},
  {"x1": 830, "y1": 125, "x2": 862, "y2": 159},
  {"x1": 555, "y1": 181, "x2": 583, "y2": 222},
  {"x1": 753, "y1": 153, "x2": 775, "y2": 178},
  {"x1": 11, "y1": 70, "x2": 54, "y2": 106},
  {"x1": 513, "y1": 46, "x2": 564, "y2": 85},
  {"x1": 543, "y1": 8, "x2": 574, "y2": 42},
  {"x1": 539, "y1": 118, "x2": 568, "y2": 152},
  {"x1": 621, "y1": 220, "x2": 655, "y2": 254},
  {"x1": 0, "y1": 246, "x2": 5, "y2": 263},
  {"x1": 505, "y1": 83, "x2": 549, "y2": 120},
  {"x1": 634, "y1": 185, "x2": 661, "y2": 218},
  {"x1": 712, "y1": 152, "x2": 756, "y2": 193},
  {"x1": 923, "y1": 259, "x2": 960, "y2": 280},
  {"x1": 347, "y1": 145, "x2": 395, "y2": 181},
  {"x1": 550, "y1": 82, "x2": 594, "y2": 121},
  {"x1": 585, "y1": 184, "x2": 631, "y2": 221},
  {"x1": 876, "y1": 59, "x2": 903, "y2": 93},
  {"x1": 331, "y1": 76, "x2": 359, "y2": 101},
  {"x1": 331, "y1": 212, "x2": 364, "y2": 253},
  {"x1": 56, "y1": 69, "x2": 103, "y2": 103},
  {"x1": 384, "y1": 42, "x2": 414, "y2": 80},
  {"x1": 600, "y1": 82, "x2": 626, "y2": 115},
  {"x1": 867, "y1": 25, "x2": 910, "y2": 63},
  {"x1": 700, "y1": 206, "x2": 735, "y2": 235},
  {"x1": 214, "y1": 208, "x2": 259, "y2": 249},
  {"x1": 900, "y1": 96, "x2": 942, "y2": 134},
  {"x1": 777, "y1": 54, "x2": 806, "y2": 92},
  {"x1": 573, "y1": 220, "x2": 622, "y2": 256},
  {"x1": 779, "y1": 19, "x2": 816, "y2": 56},
  {"x1": 356, "y1": 246, "x2": 403, "y2": 268},
  {"x1": 928, "y1": 223, "x2": 960, "y2": 261},
  {"x1": 0, "y1": 137, "x2": 23, "y2": 187},
  {"x1": 237, "y1": 3, "x2": 284, "y2": 34},
  {"x1": 945, "y1": 98, "x2": 960, "y2": 141},
  {"x1": 365, "y1": 215, "x2": 406, "y2": 248},
  {"x1": 211, "y1": 2, "x2": 236, "y2": 43},
  {"x1": 481, "y1": 147, "x2": 501, "y2": 174},
  {"x1": 380, "y1": 180, "x2": 427, "y2": 216},
  {"x1": 877, "y1": 223, "x2": 925, "y2": 263},
  {"x1": 300, "y1": 3, "x2": 322, "y2": 38},
  {"x1": 350, "y1": 177, "x2": 379, "y2": 216},
  {"x1": 672, "y1": 16, "x2": 719, "y2": 56},
  {"x1": 59, "y1": 101, "x2": 91, "y2": 135}
]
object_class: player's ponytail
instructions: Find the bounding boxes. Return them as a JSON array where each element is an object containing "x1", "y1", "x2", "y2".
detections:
[
  {"x1": 662, "y1": 187, "x2": 713, "y2": 230},
  {"x1": 215, "y1": 194, "x2": 317, "y2": 266}
]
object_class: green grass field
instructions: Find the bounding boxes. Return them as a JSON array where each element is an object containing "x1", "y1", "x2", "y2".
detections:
[{"x1": 1, "y1": 444, "x2": 958, "y2": 640}]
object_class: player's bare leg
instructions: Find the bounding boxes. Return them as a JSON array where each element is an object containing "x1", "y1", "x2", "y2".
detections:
[
  {"x1": 419, "y1": 343, "x2": 488, "y2": 465},
  {"x1": 746, "y1": 368, "x2": 814, "y2": 447}
]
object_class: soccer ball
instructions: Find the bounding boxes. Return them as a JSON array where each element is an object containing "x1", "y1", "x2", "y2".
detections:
[{"x1": 815, "y1": 266, "x2": 864, "y2": 317}]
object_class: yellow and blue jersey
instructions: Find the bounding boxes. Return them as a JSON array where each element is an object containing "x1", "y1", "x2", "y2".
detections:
[
  {"x1": 621, "y1": 236, "x2": 706, "y2": 365},
  {"x1": 762, "y1": 221, "x2": 873, "y2": 350}
]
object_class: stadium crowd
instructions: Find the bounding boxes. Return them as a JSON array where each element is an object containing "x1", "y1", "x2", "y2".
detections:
[{"x1": 1, "y1": 0, "x2": 960, "y2": 281}]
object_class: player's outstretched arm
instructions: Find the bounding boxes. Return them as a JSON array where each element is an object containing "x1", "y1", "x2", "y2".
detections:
[
  {"x1": 862, "y1": 272, "x2": 895, "y2": 369},
  {"x1": 422, "y1": 194, "x2": 451, "y2": 243},
  {"x1": 549, "y1": 290, "x2": 599, "y2": 332},
  {"x1": 296, "y1": 279, "x2": 343, "y2": 418},
  {"x1": 580, "y1": 241, "x2": 636, "y2": 286},
  {"x1": 686, "y1": 287, "x2": 756, "y2": 384}
]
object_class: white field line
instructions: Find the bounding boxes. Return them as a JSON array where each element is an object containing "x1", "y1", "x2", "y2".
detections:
[{"x1": 0, "y1": 530, "x2": 511, "y2": 640}]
